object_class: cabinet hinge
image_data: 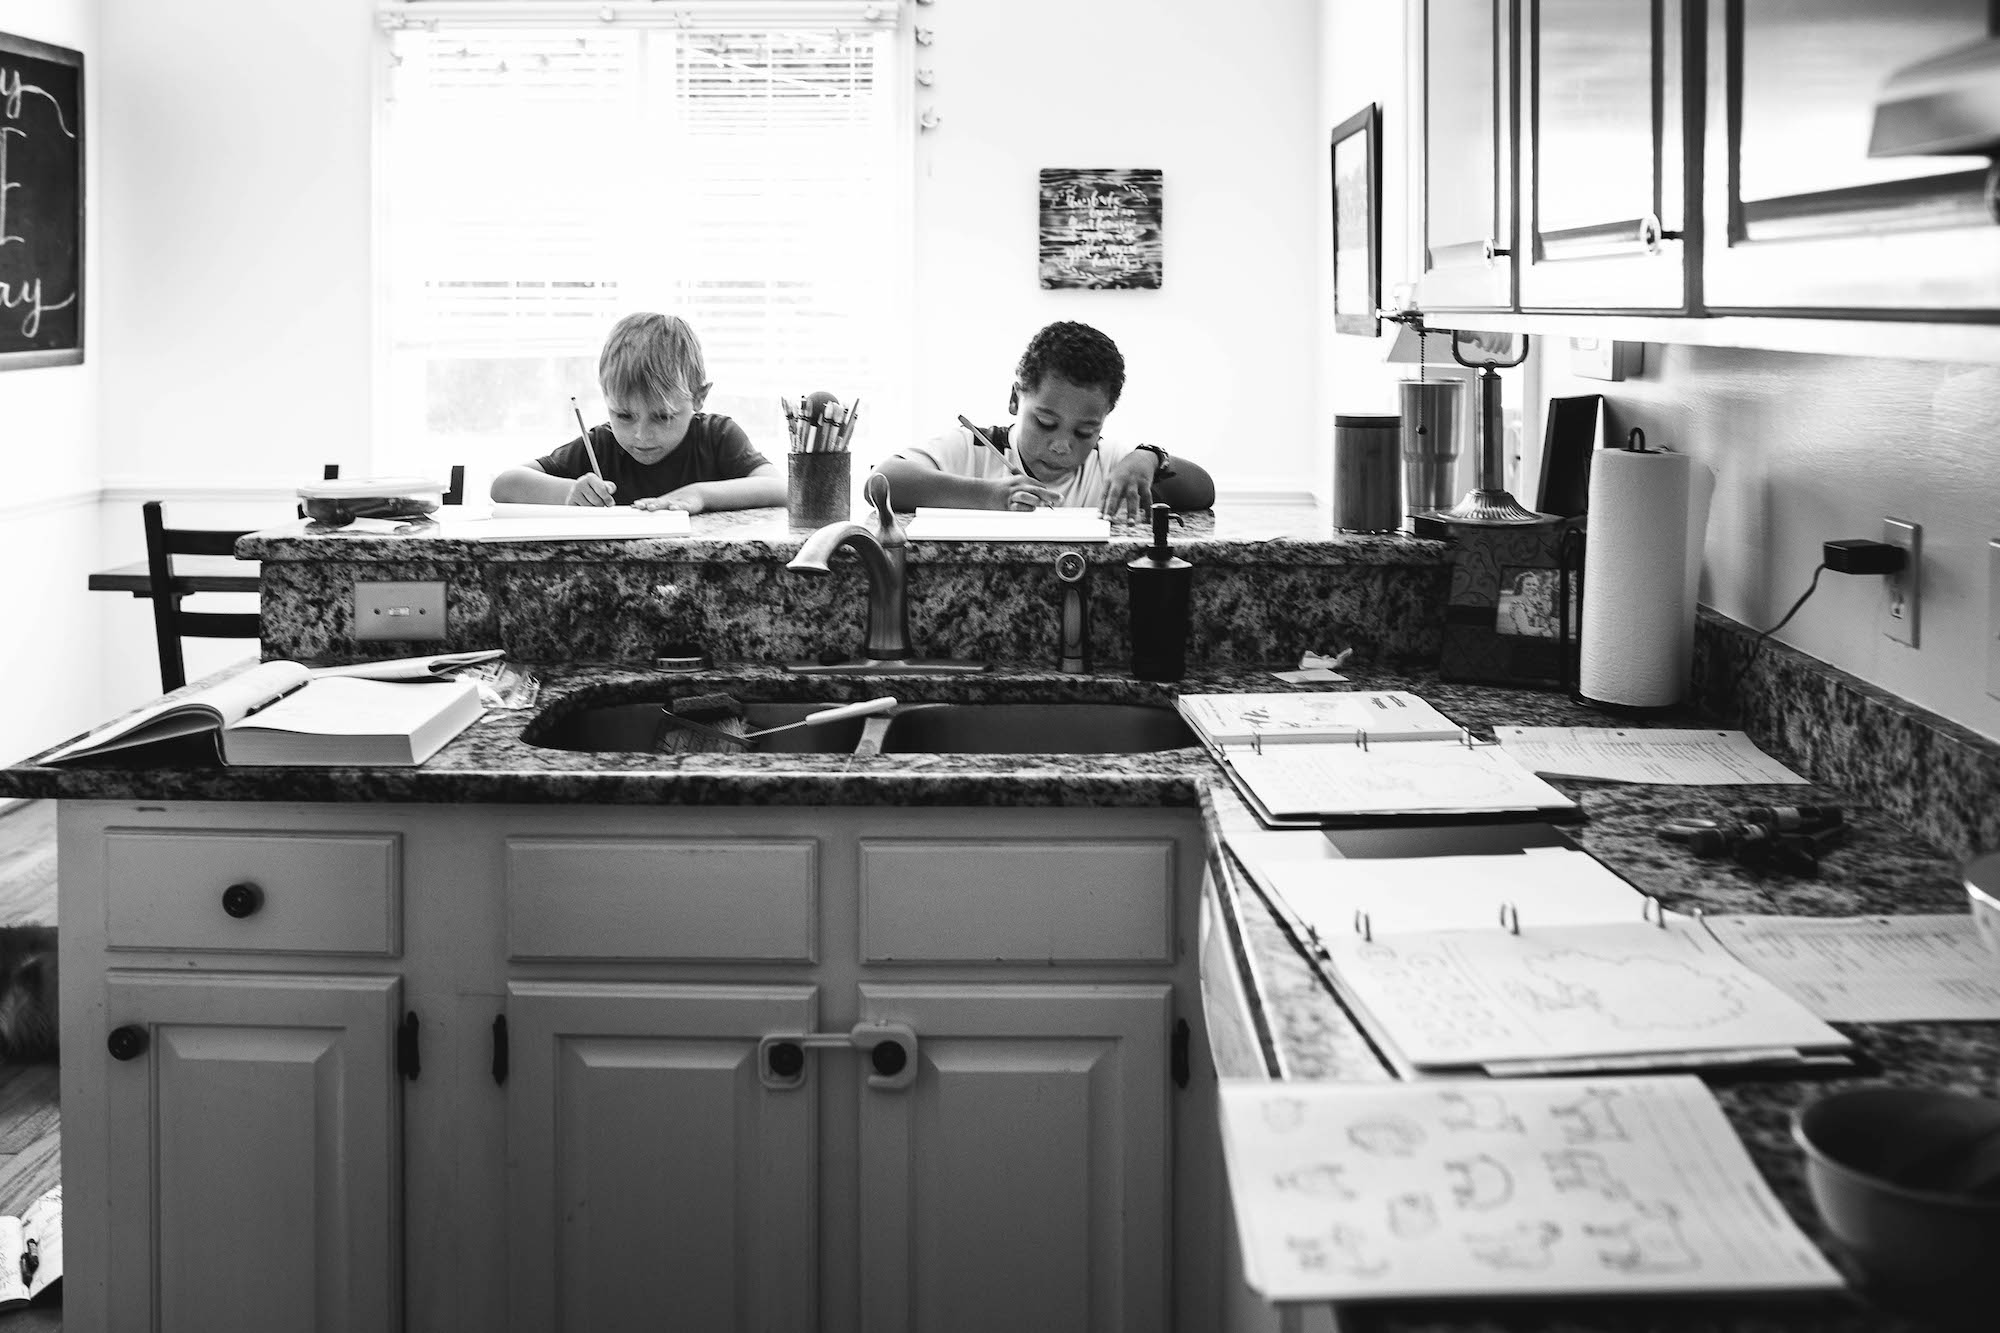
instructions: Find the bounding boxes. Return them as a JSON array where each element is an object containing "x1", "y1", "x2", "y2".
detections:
[
  {"x1": 398, "y1": 1011, "x2": 420, "y2": 1081},
  {"x1": 491, "y1": 1013, "x2": 509, "y2": 1086},
  {"x1": 1171, "y1": 1018, "x2": 1190, "y2": 1090}
]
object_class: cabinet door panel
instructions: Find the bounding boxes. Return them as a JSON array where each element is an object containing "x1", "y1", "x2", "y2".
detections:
[
  {"x1": 1520, "y1": 0, "x2": 1689, "y2": 309},
  {"x1": 103, "y1": 972, "x2": 401, "y2": 1333},
  {"x1": 856, "y1": 983, "x2": 1172, "y2": 1333},
  {"x1": 506, "y1": 982, "x2": 817, "y2": 1333},
  {"x1": 1704, "y1": 0, "x2": 2000, "y2": 312},
  {"x1": 1421, "y1": 0, "x2": 1517, "y2": 309}
]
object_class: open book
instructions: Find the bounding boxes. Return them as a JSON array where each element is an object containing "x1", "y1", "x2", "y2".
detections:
[
  {"x1": 42, "y1": 660, "x2": 484, "y2": 767},
  {"x1": 1322, "y1": 917, "x2": 1853, "y2": 1078},
  {"x1": 0, "y1": 1186, "x2": 61, "y2": 1312},
  {"x1": 1181, "y1": 692, "x2": 1577, "y2": 827},
  {"x1": 1219, "y1": 1078, "x2": 1841, "y2": 1303}
]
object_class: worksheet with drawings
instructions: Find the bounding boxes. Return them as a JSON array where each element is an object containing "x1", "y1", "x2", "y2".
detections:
[{"x1": 1217, "y1": 1076, "x2": 1842, "y2": 1303}]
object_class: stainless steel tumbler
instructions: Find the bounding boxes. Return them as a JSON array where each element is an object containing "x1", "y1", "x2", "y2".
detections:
[{"x1": 1398, "y1": 379, "x2": 1466, "y2": 519}]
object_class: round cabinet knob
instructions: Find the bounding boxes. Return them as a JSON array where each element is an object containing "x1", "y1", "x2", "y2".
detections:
[
  {"x1": 870, "y1": 1040, "x2": 908, "y2": 1078},
  {"x1": 108, "y1": 1025, "x2": 149, "y2": 1061},
  {"x1": 767, "y1": 1041, "x2": 805, "y2": 1079},
  {"x1": 221, "y1": 881, "x2": 264, "y2": 919},
  {"x1": 1482, "y1": 237, "x2": 1512, "y2": 265}
]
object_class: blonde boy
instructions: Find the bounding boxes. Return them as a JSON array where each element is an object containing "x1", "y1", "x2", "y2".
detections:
[{"x1": 490, "y1": 313, "x2": 784, "y2": 512}]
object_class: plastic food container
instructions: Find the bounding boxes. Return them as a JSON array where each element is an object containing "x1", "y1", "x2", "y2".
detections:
[{"x1": 298, "y1": 476, "x2": 446, "y2": 527}]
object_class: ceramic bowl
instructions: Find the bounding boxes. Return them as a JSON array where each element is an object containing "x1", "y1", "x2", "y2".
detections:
[
  {"x1": 1967, "y1": 850, "x2": 2000, "y2": 958},
  {"x1": 1793, "y1": 1086, "x2": 2000, "y2": 1321}
]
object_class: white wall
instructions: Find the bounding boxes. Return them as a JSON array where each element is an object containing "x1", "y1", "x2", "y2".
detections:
[
  {"x1": 910, "y1": 0, "x2": 1322, "y2": 498},
  {"x1": 0, "y1": 0, "x2": 101, "y2": 764}
]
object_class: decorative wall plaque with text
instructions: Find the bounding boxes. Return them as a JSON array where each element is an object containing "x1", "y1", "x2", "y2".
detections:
[
  {"x1": 0, "y1": 31, "x2": 84, "y2": 369},
  {"x1": 1038, "y1": 168, "x2": 1162, "y2": 290}
]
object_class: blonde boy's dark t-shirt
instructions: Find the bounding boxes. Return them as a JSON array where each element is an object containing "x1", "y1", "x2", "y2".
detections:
[{"x1": 535, "y1": 413, "x2": 769, "y2": 503}]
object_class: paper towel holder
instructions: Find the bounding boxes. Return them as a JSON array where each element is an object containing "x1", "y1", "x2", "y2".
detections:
[{"x1": 1429, "y1": 332, "x2": 1552, "y2": 527}]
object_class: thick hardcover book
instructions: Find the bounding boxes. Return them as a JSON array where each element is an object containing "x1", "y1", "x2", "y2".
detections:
[{"x1": 43, "y1": 660, "x2": 484, "y2": 767}]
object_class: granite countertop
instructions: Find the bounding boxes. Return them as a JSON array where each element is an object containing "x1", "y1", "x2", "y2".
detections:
[
  {"x1": 234, "y1": 502, "x2": 1452, "y2": 568},
  {"x1": 10, "y1": 652, "x2": 1991, "y2": 1327}
]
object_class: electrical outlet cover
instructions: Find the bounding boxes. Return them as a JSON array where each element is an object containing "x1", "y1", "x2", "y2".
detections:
[
  {"x1": 1882, "y1": 518, "x2": 1920, "y2": 649},
  {"x1": 355, "y1": 580, "x2": 447, "y2": 642}
]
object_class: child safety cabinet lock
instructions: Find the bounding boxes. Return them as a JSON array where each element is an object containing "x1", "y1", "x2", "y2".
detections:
[{"x1": 759, "y1": 1021, "x2": 919, "y2": 1090}]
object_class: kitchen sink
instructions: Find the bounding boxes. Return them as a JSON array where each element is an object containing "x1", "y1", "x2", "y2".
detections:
[
  {"x1": 526, "y1": 700, "x2": 874, "y2": 754},
  {"x1": 878, "y1": 703, "x2": 1196, "y2": 754}
]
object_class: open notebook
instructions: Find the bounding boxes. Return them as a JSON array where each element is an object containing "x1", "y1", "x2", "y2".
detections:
[
  {"x1": 1219, "y1": 1077, "x2": 1842, "y2": 1303},
  {"x1": 1180, "y1": 692, "x2": 1576, "y2": 828}
]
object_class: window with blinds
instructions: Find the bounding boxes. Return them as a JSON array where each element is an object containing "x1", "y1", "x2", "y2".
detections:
[{"x1": 378, "y1": 4, "x2": 907, "y2": 485}]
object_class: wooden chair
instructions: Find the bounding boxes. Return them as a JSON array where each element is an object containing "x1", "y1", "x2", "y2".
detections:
[{"x1": 141, "y1": 500, "x2": 260, "y2": 694}]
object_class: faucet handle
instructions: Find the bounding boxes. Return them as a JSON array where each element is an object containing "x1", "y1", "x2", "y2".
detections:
[{"x1": 864, "y1": 471, "x2": 902, "y2": 544}]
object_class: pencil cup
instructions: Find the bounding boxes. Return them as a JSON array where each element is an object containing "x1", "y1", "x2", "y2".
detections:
[{"x1": 787, "y1": 451, "x2": 852, "y2": 530}]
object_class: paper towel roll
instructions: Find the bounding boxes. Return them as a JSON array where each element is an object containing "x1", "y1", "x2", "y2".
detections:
[{"x1": 1579, "y1": 448, "x2": 1716, "y2": 708}]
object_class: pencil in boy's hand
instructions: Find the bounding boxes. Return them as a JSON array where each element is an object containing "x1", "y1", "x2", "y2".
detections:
[
  {"x1": 957, "y1": 414, "x2": 1004, "y2": 453},
  {"x1": 570, "y1": 396, "x2": 604, "y2": 478}
]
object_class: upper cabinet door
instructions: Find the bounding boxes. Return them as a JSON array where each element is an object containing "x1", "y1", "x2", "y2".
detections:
[
  {"x1": 1420, "y1": 0, "x2": 1518, "y2": 310},
  {"x1": 1519, "y1": 0, "x2": 1692, "y2": 310},
  {"x1": 1703, "y1": 0, "x2": 2000, "y2": 314}
]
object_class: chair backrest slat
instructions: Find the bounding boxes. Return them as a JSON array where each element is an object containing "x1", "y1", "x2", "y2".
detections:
[{"x1": 141, "y1": 500, "x2": 259, "y2": 694}]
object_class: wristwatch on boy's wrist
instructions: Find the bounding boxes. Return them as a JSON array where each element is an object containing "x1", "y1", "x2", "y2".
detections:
[{"x1": 1133, "y1": 443, "x2": 1176, "y2": 479}]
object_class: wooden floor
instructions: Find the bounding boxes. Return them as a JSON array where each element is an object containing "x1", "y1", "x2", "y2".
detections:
[{"x1": 0, "y1": 800, "x2": 61, "y2": 1329}]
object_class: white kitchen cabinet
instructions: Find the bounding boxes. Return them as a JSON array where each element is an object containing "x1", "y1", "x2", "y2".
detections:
[
  {"x1": 100, "y1": 971, "x2": 403, "y2": 1333},
  {"x1": 855, "y1": 983, "x2": 1172, "y2": 1333},
  {"x1": 1417, "y1": 0, "x2": 1518, "y2": 311},
  {"x1": 504, "y1": 981, "x2": 819, "y2": 1332},
  {"x1": 1701, "y1": 0, "x2": 2000, "y2": 315},
  {"x1": 1517, "y1": 0, "x2": 1692, "y2": 311},
  {"x1": 60, "y1": 801, "x2": 1218, "y2": 1333}
]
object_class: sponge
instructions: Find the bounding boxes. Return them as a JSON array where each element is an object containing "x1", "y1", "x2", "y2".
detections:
[{"x1": 656, "y1": 691, "x2": 749, "y2": 753}]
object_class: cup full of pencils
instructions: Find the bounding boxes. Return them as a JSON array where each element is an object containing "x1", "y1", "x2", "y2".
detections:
[{"x1": 784, "y1": 391, "x2": 859, "y2": 529}]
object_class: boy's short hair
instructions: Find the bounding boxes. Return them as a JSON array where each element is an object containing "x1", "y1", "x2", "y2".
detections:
[
  {"x1": 1015, "y1": 321, "x2": 1125, "y2": 409},
  {"x1": 599, "y1": 312, "x2": 708, "y2": 407}
]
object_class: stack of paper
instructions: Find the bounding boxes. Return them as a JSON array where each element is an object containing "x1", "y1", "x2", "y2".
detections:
[
  {"x1": 1495, "y1": 727, "x2": 1808, "y2": 785},
  {"x1": 1321, "y1": 919, "x2": 1853, "y2": 1077},
  {"x1": 1702, "y1": 914, "x2": 2000, "y2": 1022},
  {"x1": 436, "y1": 506, "x2": 693, "y2": 541},
  {"x1": 1219, "y1": 1076, "x2": 1842, "y2": 1303},
  {"x1": 902, "y1": 507, "x2": 1111, "y2": 542}
]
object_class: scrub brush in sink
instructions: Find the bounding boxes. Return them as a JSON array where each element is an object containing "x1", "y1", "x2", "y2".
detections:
[{"x1": 657, "y1": 691, "x2": 749, "y2": 753}]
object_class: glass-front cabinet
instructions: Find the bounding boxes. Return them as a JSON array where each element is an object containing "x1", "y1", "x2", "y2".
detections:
[
  {"x1": 1518, "y1": 0, "x2": 1692, "y2": 311},
  {"x1": 1418, "y1": 0, "x2": 1517, "y2": 311},
  {"x1": 1701, "y1": 0, "x2": 2000, "y2": 315}
]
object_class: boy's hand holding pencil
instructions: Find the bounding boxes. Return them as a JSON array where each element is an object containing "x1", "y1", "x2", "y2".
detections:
[{"x1": 568, "y1": 396, "x2": 616, "y2": 506}]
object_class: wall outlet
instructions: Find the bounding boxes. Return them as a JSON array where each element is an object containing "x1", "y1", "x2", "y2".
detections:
[
  {"x1": 1882, "y1": 518, "x2": 1920, "y2": 648},
  {"x1": 354, "y1": 580, "x2": 447, "y2": 642},
  {"x1": 1988, "y1": 539, "x2": 2000, "y2": 700}
]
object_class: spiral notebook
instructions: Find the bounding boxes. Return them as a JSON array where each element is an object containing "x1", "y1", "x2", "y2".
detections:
[{"x1": 1179, "y1": 692, "x2": 1577, "y2": 828}]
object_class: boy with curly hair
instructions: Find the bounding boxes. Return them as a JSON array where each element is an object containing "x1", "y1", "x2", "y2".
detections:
[
  {"x1": 874, "y1": 321, "x2": 1214, "y2": 521},
  {"x1": 490, "y1": 312, "x2": 785, "y2": 512}
]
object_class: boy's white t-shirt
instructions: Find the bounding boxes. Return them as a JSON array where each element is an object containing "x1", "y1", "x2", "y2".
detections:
[{"x1": 892, "y1": 425, "x2": 1137, "y2": 508}]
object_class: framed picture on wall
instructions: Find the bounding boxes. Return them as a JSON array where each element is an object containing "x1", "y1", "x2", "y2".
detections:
[
  {"x1": 0, "y1": 30, "x2": 85, "y2": 370},
  {"x1": 1329, "y1": 104, "x2": 1380, "y2": 337}
]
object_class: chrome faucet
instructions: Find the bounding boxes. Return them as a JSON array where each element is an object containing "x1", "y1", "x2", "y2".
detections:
[{"x1": 785, "y1": 473, "x2": 986, "y2": 674}]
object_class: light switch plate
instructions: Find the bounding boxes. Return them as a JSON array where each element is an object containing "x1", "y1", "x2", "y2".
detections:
[
  {"x1": 1988, "y1": 539, "x2": 2000, "y2": 700},
  {"x1": 1882, "y1": 518, "x2": 1920, "y2": 649},
  {"x1": 354, "y1": 580, "x2": 447, "y2": 642}
]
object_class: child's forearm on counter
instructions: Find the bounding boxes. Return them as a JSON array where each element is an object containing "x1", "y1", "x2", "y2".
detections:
[
  {"x1": 870, "y1": 460, "x2": 999, "y2": 510},
  {"x1": 692, "y1": 474, "x2": 788, "y2": 511},
  {"x1": 490, "y1": 467, "x2": 578, "y2": 504}
]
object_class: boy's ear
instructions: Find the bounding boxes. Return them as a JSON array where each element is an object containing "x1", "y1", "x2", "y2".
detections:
[
  {"x1": 693, "y1": 381, "x2": 712, "y2": 408},
  {"x1": 1007, "y1": 386, "x2": 1020, "y2": 415}
]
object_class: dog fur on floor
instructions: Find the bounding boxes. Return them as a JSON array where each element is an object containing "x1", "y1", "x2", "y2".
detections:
[{"x1": 0, "y1": 926, "x2": 58, "y2": 1062}]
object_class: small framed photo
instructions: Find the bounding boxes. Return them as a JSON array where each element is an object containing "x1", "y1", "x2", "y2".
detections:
[{"x1": 1329, "y1": 104, "x2": 1381, "y2": 337}]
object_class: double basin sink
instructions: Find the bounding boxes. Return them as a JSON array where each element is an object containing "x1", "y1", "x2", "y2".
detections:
[{"x1": 525, "y1": 689, "x2": 1199, "y2": 757}]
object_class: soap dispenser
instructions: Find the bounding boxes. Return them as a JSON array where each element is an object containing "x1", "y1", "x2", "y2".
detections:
[{"x1": 1126, "y1": 503, "x2": 1192, "y2": 681}]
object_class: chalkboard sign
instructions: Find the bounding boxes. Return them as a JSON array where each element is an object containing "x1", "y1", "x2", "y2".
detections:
[
  {"x1": 0, "y1": 32, "x2": 83, "y2": 370},
  {"x1": 1038, "y1": 168, "x2": 1163, "y2": 290}
]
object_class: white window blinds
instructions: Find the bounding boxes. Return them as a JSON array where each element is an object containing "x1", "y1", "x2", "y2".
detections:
[{"x1": 377, "y1": 2, "x2": 907, "y2": 484}]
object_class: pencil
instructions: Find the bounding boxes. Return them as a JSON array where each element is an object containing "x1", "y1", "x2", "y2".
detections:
[{"x1": 570, "y1": 397, "x2": 603, "y2": 477}]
